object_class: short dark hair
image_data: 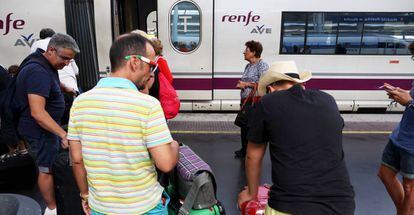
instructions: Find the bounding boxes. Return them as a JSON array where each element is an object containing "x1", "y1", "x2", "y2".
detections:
[
  {"x1": 245, "y1": 40, "x2": 263, "y2": 58},
  {"x1": 39, "y1": 28, "x2": 55, "y2": 39},
  {"x1": 7, "y1": 65, "x2": 19, "y2": 75},
  {"x1": 409, "y1": 42, "x2": 414, "y2": 55},
  {"x1": 109, "y1": 33, "x2": 151, "y2": 71}
]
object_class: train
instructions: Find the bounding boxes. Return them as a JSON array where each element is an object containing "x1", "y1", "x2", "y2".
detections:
[{"x1": 1, "y1": 0, "x2": 414, "y2": 112}]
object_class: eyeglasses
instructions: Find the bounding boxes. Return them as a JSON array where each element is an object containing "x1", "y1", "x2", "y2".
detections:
[
  {"x1": 411, "y1": 55, "x2": 414, "y2": 61},
  {"x1": 52, "y1": 48, "x2": 73, "y2": 62},
  {"x1": 124, "y1": 55, "x2": 158, "y2": 73}
]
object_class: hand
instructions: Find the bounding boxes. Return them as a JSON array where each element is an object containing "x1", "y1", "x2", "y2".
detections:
[
  {"x1": 387, "y1": 87, "x2": 412, "y2": 106},
  {"x1": 236, "y1": 80, "x2": 247, "y2": 89},
  {"x1": 61, "y1": 135, "x2": 69, "y2": 149},
  {"x1": 81, "y1": 199, "x2": 91, "y2": 215},
  {"x1": 238, "y1": 187, "x2": 255, "y2": 209},
  {"x1": 380, "y1": 83, "x2": 396, "y2": 92}
]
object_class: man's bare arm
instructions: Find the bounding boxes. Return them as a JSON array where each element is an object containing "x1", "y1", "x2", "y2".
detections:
[
  {"x1": 28, "y1": 94, "x2": 68, "y2": 148},
  {"x1": 148, "y1": 140, "x2": 179, "y2": 172},
  {"x1": 70, "y1": 140, "x2": 88, "y2": 196}
]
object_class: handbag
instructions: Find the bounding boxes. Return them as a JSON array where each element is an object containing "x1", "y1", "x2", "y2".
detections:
[{"x1": 234, "y1": 84, "x2": 258, "y2": 128}]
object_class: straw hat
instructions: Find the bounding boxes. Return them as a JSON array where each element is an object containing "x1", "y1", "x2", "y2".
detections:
[{"x1": 258, "y1": 61, "x2": 312, "y2": 96}]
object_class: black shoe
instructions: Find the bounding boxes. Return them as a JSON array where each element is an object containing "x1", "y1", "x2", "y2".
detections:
[{"x1": 234, "y1": 150, "x2": 246, "y2": 159}]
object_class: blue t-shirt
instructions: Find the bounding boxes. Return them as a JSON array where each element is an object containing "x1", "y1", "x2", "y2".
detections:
[
  {"x1": 390, "y1": 104, "x2": 414, "y2": 154},
  {"x1": 16, "y1": 49, "x2": 65, "y2": 138},
  {"x1": 390, "y1": 85, "x2": 414, "y2": 154}
]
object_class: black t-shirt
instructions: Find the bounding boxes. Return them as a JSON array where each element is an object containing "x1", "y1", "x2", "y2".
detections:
[{"x1": 247, "y1": 84, "x2": 355, "y2": 215}]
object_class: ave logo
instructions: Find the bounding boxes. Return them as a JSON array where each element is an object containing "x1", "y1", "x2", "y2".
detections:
[
  {"x1": 251, "y1": 25, "x2": 272, "y2": 34},
  {"x1": 14, "y1": 33, "x2": 36, "y2": 47}
]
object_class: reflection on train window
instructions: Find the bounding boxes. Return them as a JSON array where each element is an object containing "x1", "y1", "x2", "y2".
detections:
[
  {"x1": 281, "y1": 12, "x2": 414, "y2": 55},
  {"x1": 170, "y1": 1, "x2": 201, "y2": 53}
]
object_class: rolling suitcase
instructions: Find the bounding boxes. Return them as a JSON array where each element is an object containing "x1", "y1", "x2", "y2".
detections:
[{"x1": 52, "y1": 150, "x2": 83, "y2": 215}]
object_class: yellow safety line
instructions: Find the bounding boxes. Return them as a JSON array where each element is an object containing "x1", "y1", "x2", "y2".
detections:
[{"x1": 170, "y1": 130, "x2": 392, "y2": 134}]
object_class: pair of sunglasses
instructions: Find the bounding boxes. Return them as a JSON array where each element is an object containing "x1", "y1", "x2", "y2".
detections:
[{"x1": 124, "y1": 55, "x2": 158, "y2": 73}]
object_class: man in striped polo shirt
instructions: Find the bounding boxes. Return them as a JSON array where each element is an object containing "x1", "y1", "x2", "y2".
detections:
[{"x1": 68, "y1": 33, "x2": 179, "y2": 215}]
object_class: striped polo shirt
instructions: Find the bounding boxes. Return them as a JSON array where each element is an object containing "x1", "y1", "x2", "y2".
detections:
[{"x1": 67, "y1": 77, "x2": 172, "y2": 215}]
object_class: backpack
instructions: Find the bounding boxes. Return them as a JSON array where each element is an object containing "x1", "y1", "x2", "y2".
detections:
[
  {"x1": 0, "y1": 76, "x2": 23, "y2": 146},
  {"x1": 158, "y1": 72, "x2": 180, "y2": 119},
  {"x1": 167, "y1": 145, "x2": 223, "y2": 215}
]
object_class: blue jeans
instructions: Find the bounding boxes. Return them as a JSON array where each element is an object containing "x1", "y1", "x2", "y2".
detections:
[
  {"x1": 25, "y1": 132, "x2": 59, "y2": 173},
  {"x1": 382, "y1": 141, "x2": 414, "y2": 179},
  {"x1": 91, "y1": 191, "x2": 170, "y2": 215}
]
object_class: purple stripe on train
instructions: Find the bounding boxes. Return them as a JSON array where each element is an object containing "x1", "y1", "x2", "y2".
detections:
[{"x1": 173, "y1": 78, "x2": 413, "y2": 91}]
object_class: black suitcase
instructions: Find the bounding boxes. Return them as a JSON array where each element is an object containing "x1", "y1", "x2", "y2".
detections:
[
  {"x1": 52, "y1": 150, "x2": 83, "y2": 215},
  {"x1": 0, "y1": 153, "x2": 37, "y2": 192}
]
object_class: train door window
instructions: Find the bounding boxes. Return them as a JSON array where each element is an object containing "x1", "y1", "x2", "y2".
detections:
[
  {"x1": 306, "y1": 13, "x2": 338, "y2": 54},
  {"x1": 170, "y1": 1, "x2": 201, "y2": 53},
  {"x1": 360, "y1": 13, "x2": 414, "y2": 55}
]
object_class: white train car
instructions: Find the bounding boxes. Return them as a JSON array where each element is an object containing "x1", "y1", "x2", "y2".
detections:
[{"x1": 1, "y1": 0, "x2": 414, "y2": 112}]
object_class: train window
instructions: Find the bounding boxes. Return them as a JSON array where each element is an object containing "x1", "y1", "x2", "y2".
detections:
[
  {"x1": 336, "y1": 13, "x2": 365, "y2": 55},
  {"x1": 281, "y1": 13, "x2": 306, "y2": 54},
  {"x1": 305, "y1": 13, "x2": 338, "y2": 54},
  {"x1": 170, "y1": 1, "x2": 201, "y2": 53},
  {"x1": 280, "y1": 12, "x2": 414, "y2": 55},
  {"x1": 360, "y1": 13, "x2": 414, "y2": 55}
]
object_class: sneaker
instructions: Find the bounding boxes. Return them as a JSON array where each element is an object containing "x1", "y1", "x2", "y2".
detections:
[{"x1": 44, "y1": 207, "x2": 57, "y2": 215}]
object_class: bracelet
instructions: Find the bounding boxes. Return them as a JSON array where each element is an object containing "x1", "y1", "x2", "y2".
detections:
[{"x1": 80, "y1": 193, "x2": 89, "y2": 202}]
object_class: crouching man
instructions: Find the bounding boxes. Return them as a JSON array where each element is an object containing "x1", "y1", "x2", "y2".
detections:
[{"x1": 238, "y1": 61, "x2": 355, "y2": 214}]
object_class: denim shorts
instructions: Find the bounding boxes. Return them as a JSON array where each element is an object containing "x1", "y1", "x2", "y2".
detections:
[
  {"x1": 382, "y1": 141, "x2": 414, "y2": 179},
  {"x1": 25, "y1": 132, "x2": 59, "y2": 173}
]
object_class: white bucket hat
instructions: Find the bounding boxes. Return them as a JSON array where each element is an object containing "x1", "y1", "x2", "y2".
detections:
[{"x1": 258, "y1": 61, "x2": 312, "y2": 96}]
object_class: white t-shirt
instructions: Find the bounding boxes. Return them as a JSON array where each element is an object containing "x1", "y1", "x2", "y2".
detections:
[
  {"x1": 30, "y1": 38, "x2": 51, "y2": 53},
  {"x1": 30, "y1": 37, "x2": 80, "y2": 92}
]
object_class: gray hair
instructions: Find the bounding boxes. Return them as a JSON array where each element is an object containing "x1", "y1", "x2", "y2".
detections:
[{"x1": 48, "y1": 33, "x2": 80, "y2": 54}]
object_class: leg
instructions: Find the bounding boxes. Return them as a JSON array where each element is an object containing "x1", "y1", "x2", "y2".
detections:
[
  {"x1": 379, "y1": 141, "x2": 404, "y2": 214},
  {"x1": 38, "y1": 172, "x2": 57, "y2": 210},
  {"x1": 378, "y1": 164, "x2": 404, "y2": 213},
  {"x1": 401, "y1": 178, "x2": 414, "y2": 214}
]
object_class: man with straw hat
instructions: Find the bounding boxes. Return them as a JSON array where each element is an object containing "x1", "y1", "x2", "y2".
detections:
[{"x1": 238, "y1": 61, "x2": 355, "y2": 214}]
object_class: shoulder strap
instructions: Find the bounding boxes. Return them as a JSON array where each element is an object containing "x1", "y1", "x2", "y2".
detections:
[
  {"x1": 240, "y1": 83, "x2": 258, "y2": 110},
  {"x1": 178, "y1": 172, "x2": 210, "y2": 215}
]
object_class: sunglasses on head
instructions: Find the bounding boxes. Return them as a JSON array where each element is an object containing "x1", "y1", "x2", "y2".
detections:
[{"x1": 124, "y1": 55, "x2": 158, "y2": 73}]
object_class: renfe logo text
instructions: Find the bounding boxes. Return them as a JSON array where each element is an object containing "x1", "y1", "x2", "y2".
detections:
[
  {"x1": 0, "y1": 13, "x2": 25, "y2": 35},
  {"x1": 221, "y1": 11, "x2": 260, "y2": 26}
]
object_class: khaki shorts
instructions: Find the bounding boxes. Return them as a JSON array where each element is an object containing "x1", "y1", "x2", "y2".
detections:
[{"x1": 265, "y1": 205, "x2": 291, "y2": 215}]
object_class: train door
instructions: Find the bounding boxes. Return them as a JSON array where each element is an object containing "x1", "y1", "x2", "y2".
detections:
[
  {"x1": 112, "y1": 0, "x2": 157, "y2": 37},
  {"x1": 158, "y1": 0, "x2": 214, "y2": 109}
]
